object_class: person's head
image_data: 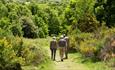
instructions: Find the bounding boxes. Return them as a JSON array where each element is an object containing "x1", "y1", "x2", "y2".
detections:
[
  {"x1": 60, "y1": 35, "x2": 64, "y2": 39},
  {"x1": 53, "y1": 36, "x2": 56, "y2": 40},
  {"x1": 63, "y1": 34, "x2": 66, "y2": 37}
]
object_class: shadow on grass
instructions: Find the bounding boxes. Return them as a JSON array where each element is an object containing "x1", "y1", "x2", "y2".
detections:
[
  {"x1": 68, "y1": 48, "x2": 77, "y2": 53},
  {"x1": 80, "y1": 57, "x2": 101, "y2": 64},
  {"x1": 69, "y1": 52, "x2": 101, "y2": 64},
  {"x1": 55, "y1": 60, "x2": 62, "y2": 62}
]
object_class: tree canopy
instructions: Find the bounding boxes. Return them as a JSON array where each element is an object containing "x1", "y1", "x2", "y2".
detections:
[{"x1": 0, "y1": 0, "x2": 114, "y2": 38}]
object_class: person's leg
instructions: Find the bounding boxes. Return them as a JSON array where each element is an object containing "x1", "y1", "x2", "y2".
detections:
[
  {"x1": 65, "y1": 47, "x2": 67, "y2": 58},
  {"x1": 52, "y1": 49, "x2": 54, "y2": 60},
  {"x1": 50, "y1": 49, "x2": 53, "y2": 60},
  {"x1": 59, "y1": 47, "x2": 63, "y2": 61},
  {"x1": 59, "y1": 47, "x2": 61, "y2": 60},
  {"x1": 62, "y1": 47, "x2": 65, "y2": 60},
  {"x1": 65, "y1": 47, "x2": 68, "y2": 59},
  {"x1": 53, "y1": 49, "x2": 56, "y2": 60}
]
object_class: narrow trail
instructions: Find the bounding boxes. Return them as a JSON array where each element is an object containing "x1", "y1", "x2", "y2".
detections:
[
  {"x1": 45, "y1": 46, "x2": 89, "y2": 70},
  {"x1": 53, "y1": 50, "x2": 89, "y2": 70}
]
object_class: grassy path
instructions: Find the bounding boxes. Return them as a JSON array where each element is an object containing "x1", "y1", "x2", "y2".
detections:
[
  {"x1": 45, "y1": 45, "x2": 113, "y2": 70},
  {"x1": 45, "y1": 45, "x2": 89, "y2": 70},
  {"x1": 43, "y1": 37, "x2": 89, "y2": 70},
  {"x1": 22, "y1": 38, "x2": 114, "y2": 70},
  {"x1": 53, "y1": 51, "x2": 89, "y2": 70}
]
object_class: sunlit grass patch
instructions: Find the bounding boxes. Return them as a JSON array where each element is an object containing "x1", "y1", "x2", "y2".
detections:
[{"x1": 69, "y1": 52, "x2": 113, "y2": 70}]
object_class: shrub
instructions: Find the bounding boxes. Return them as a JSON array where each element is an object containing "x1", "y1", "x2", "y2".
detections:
[
  {"x1": 11, "y1": 21, "x2": 23, "y2": 37},
  {"x1": 99, "y1": 35, "x2": 115, "y2": 61},
  {"x1": 0, "y1": 36, "x2": 49, "y2": 68},
  {"x1": 69, "y1": 33, "x2": 77, "y2": 50},
  {"x1": 107, "y1": 58, "x2": 115, "y2": 67},
  {"x1": 33, "y1": 16, "x2": 48, "y2": 38},
  {"x1": 22, "y1": 38, "x2": 49, "y2": 65},
  {"x1": 0, "y1": 3, "x2": 8, "y2": 18},
  {"x1": 10, "y1": 37, "x2": 24, "y2": 57},
  {"x1": 21, "y1": 17, "x2": 38, "y2": 38},
  {"x1": 69, "y1": 26, "x2": 115, "y2": 61},
  {"x1": 69, "y1": 32, "x2": 94, "y2": 50},
  {"x1": 0, "y1": 28, "x2": 13, "y2": 37},
  {"x1": 79, "y1": 39, "x2": 97, "y2": 57},
  {"x1": 77, "y1": 14, "x2": 100, "y2": 32},
  {"x1": 0, "y1": 37, "x2": 24, "y2": 70},
  {"x1": 0, "y1": 17, "x2": 23, "y2": 37}
]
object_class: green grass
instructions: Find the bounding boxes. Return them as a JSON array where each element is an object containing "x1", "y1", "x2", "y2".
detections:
[
  {"x1": 22, "y1": 59, "x2": 54, "y2": 70},
  {"x1": 38, "y1": 59, "x2": 54, "y2": 70},
  {"x1": 22, "y1": 57, "x2": 53, "y2": 70},
  {"x1": 70, "y1": 52, "x2": 114, "y2": 70}
]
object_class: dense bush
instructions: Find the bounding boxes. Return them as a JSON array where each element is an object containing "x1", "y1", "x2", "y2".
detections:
[
  {"x1": 106, "y1": 58, "x2": 115, "y2": 67},
  {"x1": 0, "y1": 36, "x2": 49, "y2": 69},
  {"x1": 69, "y1": 27, "x2": 115, "y2": 61},
  {"x1": 94, "y1": 0, "x2": 115, "y2": 27},
  {"x1": 77, "y1": 14, "x2": 100, "y2": 32},
  {"x1": 0, "y1": 37, "x2": 24, "y2": 70},
  {"x1": 21, "y1": 17, "x2": 38, "y2": 38},
  {"x1": 33, "y1": 16, "x2": 48, "y2": 38},
  {"x1": 79, "y1": 39, "x2": 98, "y2": 57},
  {"x1": 22, "y1": 38, "x2": 49, "y2": 65}
]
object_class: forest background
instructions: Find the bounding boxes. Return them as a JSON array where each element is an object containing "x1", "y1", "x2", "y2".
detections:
[{"x1": 0, "y1": 0, "x2": 115, "y2": 70}]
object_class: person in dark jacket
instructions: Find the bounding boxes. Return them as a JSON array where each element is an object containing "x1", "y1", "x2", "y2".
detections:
[
  {"x1": 50, "y1": 36, "x2": 57, "y2": 61},
  {"x1": 58, "y1": 35, "x2": 67, "y2": 61}
]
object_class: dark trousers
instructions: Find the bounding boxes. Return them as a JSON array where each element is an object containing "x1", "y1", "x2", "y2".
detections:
[
  {"x1": 50, "y1": 48, "x2": 57, "y2": 60},
  {"x1": 65, "y1": 47, "x2": 68, "y2": 59}
]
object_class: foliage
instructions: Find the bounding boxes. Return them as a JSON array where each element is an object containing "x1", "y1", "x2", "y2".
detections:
[
  {"x1": 21, "y1": 17, "x2": 38, "y2": 38},
  {"x1": 0, "y1": 36, "x2": 49, "y2": 69},
  {"x1": 79, "y1": 39, "x2": 97, "y2": 57},
  {"x1": 0, "y1": 0, "x2": 115, "y2": 38},
  {"x1": 94, "y1": 0, "x2": 115, "y2": 27},
  {"x1": 106, "y1": 58, "x2": 115, "y2": 67},
  {"x1": 33, "y1": 16, "x2": 48, "y2": 38},
  {"x1": 0, "y1": 3, "x2": 8, "y2": 18},
  {"x1": 69, "y1": 26, "x2": 115, "y2": 62},
  {"x1": 0, "y1": 37, "x2": 23, "y2": 70},
  {"x1": 21, "y1": 38, "x2": 49, "y2": 66},
  {"x1": 0, "y1": 0, "x2": 115, "y2": 69},
  {"x1": 77, "y1": 14, "x2": 100, "y2": 32},
  {"x1": 0, "y1": 17, "x2": 13, "y2": 37}
]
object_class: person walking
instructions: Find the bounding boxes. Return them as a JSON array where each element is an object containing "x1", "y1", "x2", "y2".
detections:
[
  {"x1": 50, "y1": 36, "x2": 57, "y2": 61},
  {"x1": 58, "y1": 35, "x2": 67, "y2": 61},
  {"x1": 63, "y1": 34, "x2": 69, "y2": 59}
]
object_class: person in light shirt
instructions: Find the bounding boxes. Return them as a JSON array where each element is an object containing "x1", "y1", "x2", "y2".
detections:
[{"x1": 58, "y1": 35, "x2": 67, "y2": 61}]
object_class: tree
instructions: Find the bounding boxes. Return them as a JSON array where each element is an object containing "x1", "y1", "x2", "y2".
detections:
[
  {"x1": 0, "y1": 3, "x2": 8, "y2": 18},
  {"x1": 21, "y1": 17, "x2": 38, "y2": 38},
  {"x1": 34, "y1": 15, "x2": 48, "y2": 38},
  {"x1": 64, "y1": 0, "x2": 97, "y2": 32},
  {"x1": 94, "y1": 0, "x2": 115, "y2": 27}
]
